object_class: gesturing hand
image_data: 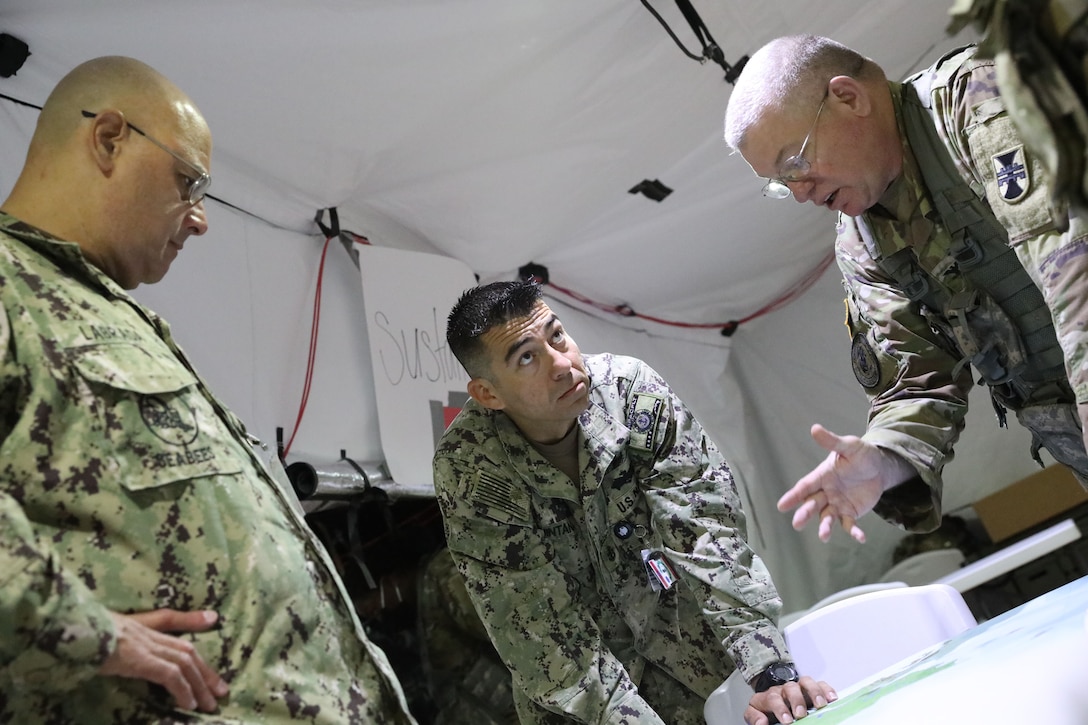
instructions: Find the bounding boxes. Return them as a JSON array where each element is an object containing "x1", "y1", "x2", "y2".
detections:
[
  {"x1": 777, "y1": 424, "x2": 904, "y2": 543},
  {"x1": 98, "y1": 608, "x2": 229, "y2": 713}
]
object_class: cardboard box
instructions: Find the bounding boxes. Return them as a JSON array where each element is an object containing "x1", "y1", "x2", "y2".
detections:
[{"x1": 973, "y1": 465, "x2": 1088, "y2": 543}]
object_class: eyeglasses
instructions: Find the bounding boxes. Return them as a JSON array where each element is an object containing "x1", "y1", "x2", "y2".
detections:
[
  {"x1": 762, "y1": 93, "x2": 827, "y2": 199},
  {"x1": 81, "y1": 109, "x2": 210, "y2": 204}
]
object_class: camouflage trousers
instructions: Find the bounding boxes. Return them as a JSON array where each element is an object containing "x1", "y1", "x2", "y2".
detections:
[
  {"x1": 636, "y1": 665, "x2": 708, "y2": 725},
  {"x1": 513, "y1": 662, "x2": 712, "y2": 724},
  {"x1": 1016, "y1": 402, "x2": 1088, "y2": 487}
]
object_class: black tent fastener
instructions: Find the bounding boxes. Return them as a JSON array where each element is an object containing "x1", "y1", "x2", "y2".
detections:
[
  {"x1": 639, "y1": 0, "x2": 748, "y2": 84},
  {"x1": 0, "y1": 34, "x2": 30, "y2": 78},
  {"x1": 629, "y1": 179, "x2": 672, "y2": 202},
  {"x1": 518, "y1": 262, "x2": 550, "y2": 285},
  {"x1": 314, "y1": 207, "x2": 340, "y2": 238}
]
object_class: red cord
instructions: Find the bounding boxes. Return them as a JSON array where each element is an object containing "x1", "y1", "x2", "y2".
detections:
[
  {"x1": 734, "y1": 251, "x2": 836, "y2": 325},
  {"x1": 545, "y1": 251, "x2": 835, "y2": 331},
  {"x1": 282, "y1": 235, "x2": 333, "y2": 458},
  {"x1": 282, "y1": 232, "x2": 370, "y2": 459},
  {"x1": 282, "y1": 240, "x2": 830, "y2": 456}
]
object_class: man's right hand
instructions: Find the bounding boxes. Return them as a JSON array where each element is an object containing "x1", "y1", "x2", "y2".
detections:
[
  {"x1": 744, "y1": 676, "x2": 837, "y2": 724},
  {"x1": 777, "y1": 424, "x2": 913, "y2": 543},
  {"x1": 98, "y1": 609, "x2": 229, "y2": 713}
]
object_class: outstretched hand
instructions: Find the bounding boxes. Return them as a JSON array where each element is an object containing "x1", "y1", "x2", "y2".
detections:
[
  {"x1": 98, "y1": 609, "x2": 228, "y2": 713},
  {"x1": 777, "y1": 424, "x2": 900, "y2": 543}
]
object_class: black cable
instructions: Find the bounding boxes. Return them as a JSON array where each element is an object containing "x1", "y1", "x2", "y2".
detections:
[
  {"x1": 638, "y1": 0, "x2": 704, "y2": 61},
  {"x1": 674, "y1": 0, "x2": 718, "y2": 51},
  {"x1": 0, "y1": 90, "x2": 40, "y2": 110},
  {"x1": 637, "y1": 0, "x2": 748, "y2": 83},
  {"x1": 204, "y1": 191, "x2": 300, "y2": 233}
]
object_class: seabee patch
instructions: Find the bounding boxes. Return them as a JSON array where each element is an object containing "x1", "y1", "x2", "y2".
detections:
[
  {"x1": 140, "y1": 395, "x2": 199, "y2": 445},
  {"x1": 992, "y1": 145, "x2": 1029, "y2": 203},
  {"x1": 850, "y1": 333, "x2": 881, "y2": 389}
]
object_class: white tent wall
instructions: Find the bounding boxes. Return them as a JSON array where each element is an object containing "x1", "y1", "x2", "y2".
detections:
[
  {"x1": 132, "y1": 211, "x2": 387, "y2": 463},
  {"x1": 0, "y1": 0, "x2": 1059, "y2": 615}
]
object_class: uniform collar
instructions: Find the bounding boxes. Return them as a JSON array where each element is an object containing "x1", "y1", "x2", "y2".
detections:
[
  {"x1": 858, "y1": 83, "x2": 939, "y2": 256},
  {"x1": 0, "y1": 211, "x2": 130, "y2": 299},
  {"x1": 871, "y1": 82, "x2": 934, "y2": 225}
]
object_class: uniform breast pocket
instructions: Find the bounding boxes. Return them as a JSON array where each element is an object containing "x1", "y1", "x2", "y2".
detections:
[{"x1": 69, "y1": 343, "x2": 243, "y2": 491}]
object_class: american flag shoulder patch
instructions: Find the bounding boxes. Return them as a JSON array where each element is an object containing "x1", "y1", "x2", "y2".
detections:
[{"x1": 467, "y1": 469, "x2": 531, "y2": 523}]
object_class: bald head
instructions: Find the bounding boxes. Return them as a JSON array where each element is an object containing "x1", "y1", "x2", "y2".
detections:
[
  {"x1": 2, "y1": 55, "x2": 211, "y2": 288},
  {"x1": 724, "y1": 35, "x2": 883, "y2": 153},
  {"x1": 26, "y1": 56, "x2": 208, "y2": 168}
]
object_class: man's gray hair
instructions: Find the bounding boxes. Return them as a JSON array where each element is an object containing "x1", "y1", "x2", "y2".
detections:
[{"x1": 724, "y1": 35, "x2": 877, "y2": 152}]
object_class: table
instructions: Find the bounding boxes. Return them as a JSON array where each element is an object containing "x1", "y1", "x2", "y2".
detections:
[
  {"x1": 803, "y1": 574, "x2": 1088, "y2": 724},
  {"x1": 932, "y1": 517, "x2": 1082, "y2": 592}
]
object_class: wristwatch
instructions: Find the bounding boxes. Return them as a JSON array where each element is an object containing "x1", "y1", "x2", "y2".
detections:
[{"x1": 751, "y1": 661, "x2": 800, "y2": 692}]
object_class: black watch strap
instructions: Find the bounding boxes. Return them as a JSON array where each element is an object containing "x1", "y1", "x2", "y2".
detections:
[{"x1": 751, "y1": 661, "x2": 800, "y2": 692}]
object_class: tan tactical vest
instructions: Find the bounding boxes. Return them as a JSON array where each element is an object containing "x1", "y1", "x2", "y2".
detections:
[{"x1": 857, "y1": 48, "x2": 1071, "y2": 421}]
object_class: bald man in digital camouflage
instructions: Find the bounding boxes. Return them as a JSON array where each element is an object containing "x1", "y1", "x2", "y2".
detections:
[{"x1": 0, "y1": 56, "x2": 415, "y2": 723}]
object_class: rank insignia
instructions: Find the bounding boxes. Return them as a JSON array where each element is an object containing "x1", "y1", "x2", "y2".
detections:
[
  {"x1": 993, "y1": 145, "x2": 1029, "y2": 203},
  {"x1": 850, "y1": 333, "x2": 880, "y2": 389}
]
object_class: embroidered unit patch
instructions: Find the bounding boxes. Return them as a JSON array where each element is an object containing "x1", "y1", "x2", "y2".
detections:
[
  {"x1": 992, "y1": 145, "x2": 1029, "y2": 203},
  {"x1": 628, "y1": 392, "x2": 664, "y2": 452},
  {"x1": 850, "y1": 333, "x2": 881, "y2": 389}
]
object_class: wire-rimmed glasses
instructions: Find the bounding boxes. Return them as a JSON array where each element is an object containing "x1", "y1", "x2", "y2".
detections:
[{"x1": 762, "y1": 93, "x2": 827, "y2": 199}]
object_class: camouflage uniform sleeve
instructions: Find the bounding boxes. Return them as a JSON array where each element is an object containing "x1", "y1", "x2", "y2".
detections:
[
  {"x1": 0, "y1": 493, "x2": 118, "y2": 689},
  {"x1": 1020, "y1": 223, "x2": 1088, "y2": 460},
  {"x1": 0, "y1": 303, "x2": 118, "y2": 691},
  {"x1": 631, "y1": 364, "x2": 788, "y2": 683},
  {"x1": 836, "y1": 225, "x2": 974, "y2": 531},
  {"x1": 933, "y1": 54, "x2": 1088, "y2": 459},
  {"x1": 432, "y1": 455, "x2": 664, "y2": 725}
]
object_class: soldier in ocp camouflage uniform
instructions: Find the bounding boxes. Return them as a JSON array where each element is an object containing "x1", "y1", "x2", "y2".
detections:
[
  {"x1": 433, "y1": 281, "x2": 836, "y2": 724},
  {"x1": 724, "y1": 35, "x2": 1088, "y2": 541},
  {"x1": 0, "y1": 56, "x2": 415, "y2": 723}
]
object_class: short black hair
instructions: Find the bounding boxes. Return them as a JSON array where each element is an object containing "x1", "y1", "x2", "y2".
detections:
[{"x1": 447, "y1": 280, "x2": 544, "y2": 378}]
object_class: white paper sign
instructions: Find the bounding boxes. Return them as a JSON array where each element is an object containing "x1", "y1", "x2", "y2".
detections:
[{"x1": 358, "y1": 245, "x2": 477, "y2": 490}]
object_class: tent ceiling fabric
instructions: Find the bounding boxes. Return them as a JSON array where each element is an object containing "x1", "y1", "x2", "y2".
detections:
[
  {"x1": 3, "y1": 0, "x2": 969, "y2": 325},
  {"x1": 0, "y1": 1, "x2": 1021, "y2": 609}
]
